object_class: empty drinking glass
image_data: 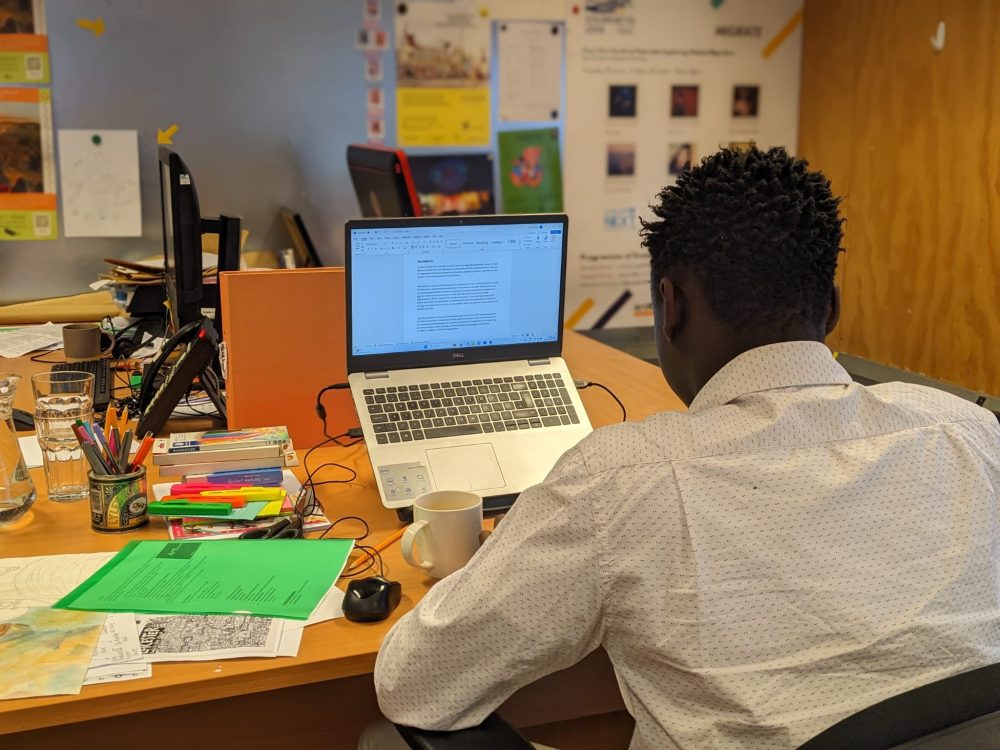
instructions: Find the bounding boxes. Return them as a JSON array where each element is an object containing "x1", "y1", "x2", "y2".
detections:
[
  {"x1": 0, "y1": 373, "x2": 37, "y2": 525},
  {"x1": 31, "y1": 371, "x2": 94, "y2": 502}
]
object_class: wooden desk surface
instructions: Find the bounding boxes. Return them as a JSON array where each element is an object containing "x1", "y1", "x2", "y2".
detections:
[{"x1": 0, "y1": 330, "x2": 683, "y2": 740}]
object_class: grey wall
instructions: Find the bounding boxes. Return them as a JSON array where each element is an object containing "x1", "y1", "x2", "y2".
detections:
[{"x1": 2, "y1": 0, "x2": 382, "y2": 303}]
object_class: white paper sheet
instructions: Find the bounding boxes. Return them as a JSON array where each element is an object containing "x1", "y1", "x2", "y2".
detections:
[
  {"x1": 83, "y1": 662, "x2": 152, "y2": 686},
  {"x1": 0, "y1": 322, "x2": 64, "y2": 358},
  {"x1": 498, "y1": 21, "x2": 564, "y2": 122},
  {"x1": 285, "y1": 584, "x2": 346, "y2": 631},
  {"x1": 58, "y1": 130, "x2": 142, "y2": 238},
  {"x1": 88, "y1": 612, "x2": 143, "y2": 669},
  {"x1": 135, "y1": 614, "x2": 284, "y2": 662},
  {"x1": 0, "y1": 552, "x2": 115, "y2": 621},
  {"x1": 17, "y1": 435, "x2": 42, "y2": 468}
]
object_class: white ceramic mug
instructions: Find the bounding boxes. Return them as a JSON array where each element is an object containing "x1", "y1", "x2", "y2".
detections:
[{"x1": 401, "y1": 490, "x2": 483, "y2": 579}]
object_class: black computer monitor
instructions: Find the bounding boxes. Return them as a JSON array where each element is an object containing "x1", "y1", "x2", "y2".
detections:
[
  {"x1": 158, "y1": 147, "x2": 241, "y2": 333},
  {"x1": 346, "y1": 144, "x2": 422, "y2": 218}
]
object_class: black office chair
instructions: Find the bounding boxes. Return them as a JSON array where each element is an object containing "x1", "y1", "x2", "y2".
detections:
[
  {"x1": 394, "y1": 662, "x2": 1000, "y2": 750},
  {"x1": 799, "y1": 661, "x2": 1000, "y2": 749},
  {"x1": 394, "y1": 713, "x2": 532, "y2": 750}
]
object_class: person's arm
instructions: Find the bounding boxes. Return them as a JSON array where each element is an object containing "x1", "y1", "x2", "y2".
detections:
[{"x1": 374, "y1": 446, "x2": 606, "y2": 730}]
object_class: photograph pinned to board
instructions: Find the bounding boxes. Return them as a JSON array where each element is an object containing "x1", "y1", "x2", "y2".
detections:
[
  {"x1": 606, "y1": 143, "x2": 636, "y2": 177},
  {"x1": 670, "y1": 84, "x2": 699, "y2": 117},
  {"x1": 497, "y1": 20, "x2": 563, "y2": 122},
  {"x1": 363, "y1": 0, "x2": 381, "y2": 22},
  {"x1": 366, "y1": 87, "x2": 385, "y2": 112},
  {"x1": 364, "y1": 54, "x2": 383, "y2": 82},
  {"x1": 668, "y1": 142, "x2": 694, "y2": 176},
  {"x1": 732, "y1": 85, "x2": 759, "y2": 118},
  {"x1": 0, "y1": 0, "x2": 49, "y2": 84},
  {"x1": 367, "y1": 115, "x2": 385, "y2": 143},
  {"x1": 497, "y1": 127, "x2": 563, "y2": 214},
  {"x1": 0, "y1": 86, "x2": 56, "y2": 240},
  {"x1": 395, "y1": 0, "x2": 490, "y2": 87},
  {"x1": 58, "y1": 130, "x2": 142, "y2": 237},
  {"x1": 609, "y1": 84, "x2": 637, "y2": 118},
  {"x1": 408, "y1": 153, "x2": 495, "y2": 216}
]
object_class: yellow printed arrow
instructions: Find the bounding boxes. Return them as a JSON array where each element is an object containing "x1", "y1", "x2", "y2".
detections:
[
  {"x1": 76, "y1": 17, "x2": 105, "y2": 37},
  {"x1": 157, "y1": 124, "x2": 179, "y2": 145}
]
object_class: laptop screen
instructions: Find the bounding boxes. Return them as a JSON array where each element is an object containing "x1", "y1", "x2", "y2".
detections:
[{"x1": 348, "y1": 217, "x2": 566, "y2": 363}]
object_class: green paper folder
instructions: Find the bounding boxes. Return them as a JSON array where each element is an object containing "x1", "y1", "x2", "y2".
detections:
[{"x1": 53, "y1": 539, "x2": 354, "y2": 620}]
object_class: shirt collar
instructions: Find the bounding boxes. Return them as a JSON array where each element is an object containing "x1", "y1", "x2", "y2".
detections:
[{"x1": 687, "y1": 341, "x2": 853, "y2": 413}]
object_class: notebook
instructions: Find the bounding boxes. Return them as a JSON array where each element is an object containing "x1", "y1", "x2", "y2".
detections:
[
  {"x1": 219, "y1": 268, "x2": 356, "y2": 448},
  {"x1": 345, "y1": 214, "x2": 592, "y2": 514}
]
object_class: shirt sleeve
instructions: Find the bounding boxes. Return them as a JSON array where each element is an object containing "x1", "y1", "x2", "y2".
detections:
[{"x1": 373, "y1": 446, "x2": 606, "y2": 730}]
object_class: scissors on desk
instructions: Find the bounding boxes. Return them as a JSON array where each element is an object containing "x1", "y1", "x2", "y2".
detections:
[
  {"x1": 239, "y1": 515, "x2": 303, "y2": 539},
  {"x1": 238, "y1": 486, "x2": 314, "y2": 539}
]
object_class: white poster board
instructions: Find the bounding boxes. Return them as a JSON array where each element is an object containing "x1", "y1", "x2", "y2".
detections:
[{"x1": 563, "y1": 0, "x2": 803, "y2": 329}]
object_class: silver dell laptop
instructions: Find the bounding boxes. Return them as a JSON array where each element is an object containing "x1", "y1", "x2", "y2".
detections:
[{"x1": 345, "y1": 214, "x2": 592, "y2": 516}]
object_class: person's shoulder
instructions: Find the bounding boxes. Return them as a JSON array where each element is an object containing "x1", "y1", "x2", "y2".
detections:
[
  {"x1": 866, "y1": 381, "x2": 999, "y2": 429},
  {"x1": 573, "y1": 409, "x2": 695, "y2": 475}
]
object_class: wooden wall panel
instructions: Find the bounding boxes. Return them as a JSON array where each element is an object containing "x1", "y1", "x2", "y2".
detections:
[{"x1": 799, "y1": 0, "x2": 1000, "y2": 394}]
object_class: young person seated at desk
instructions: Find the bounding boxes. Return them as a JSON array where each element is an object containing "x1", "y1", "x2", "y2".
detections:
[{"x1": 362, "y1": 148, "x2": 1000, "y2": 749}]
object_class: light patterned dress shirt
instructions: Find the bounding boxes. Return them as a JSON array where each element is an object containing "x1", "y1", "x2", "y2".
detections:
[{"x1": 374, "y1": 342, "x2": 1000, "y2": 749}]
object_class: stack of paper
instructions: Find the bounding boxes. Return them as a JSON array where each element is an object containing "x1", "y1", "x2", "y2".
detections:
[
  {"x1": 0, "y1": 322, "x2": 65, "y2": 358},
  {"x1": 0, "y1": 545, "x2": 352, "y2": 701}
]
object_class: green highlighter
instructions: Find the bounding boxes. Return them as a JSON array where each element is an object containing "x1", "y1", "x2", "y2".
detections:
[{"x1": 148, "y1": 501, "x2": 233, "y2": 517}]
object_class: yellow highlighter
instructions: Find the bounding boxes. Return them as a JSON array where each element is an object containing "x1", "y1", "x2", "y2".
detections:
[{"x1": 200, "y1": 488, "x2": 286, "y2": 501}]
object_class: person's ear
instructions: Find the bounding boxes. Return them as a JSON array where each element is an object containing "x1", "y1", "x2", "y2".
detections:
[
  {"x1": 658, "y1": 276, "x2": 684, "y2": 343},
  {"x1": 825, "y1": 284, "x2": 841, "y2": 335}
]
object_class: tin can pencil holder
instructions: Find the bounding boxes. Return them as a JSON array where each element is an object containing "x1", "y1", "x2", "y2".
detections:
[{"x1": 89, "y1": 466, "x2": 149, "y2": 533}]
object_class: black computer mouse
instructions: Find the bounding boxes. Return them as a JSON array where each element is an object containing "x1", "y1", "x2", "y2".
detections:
[{"x1": 343, "y1": 576, "x2": 402, "y2": 623}]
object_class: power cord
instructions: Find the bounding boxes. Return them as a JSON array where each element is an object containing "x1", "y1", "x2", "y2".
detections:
[
  {"x1": 309, "y1": 383, "x2": 386, "y2": 574},
  {"x1": 574, "y1": 379, "x2": 627, "y2": 422}
]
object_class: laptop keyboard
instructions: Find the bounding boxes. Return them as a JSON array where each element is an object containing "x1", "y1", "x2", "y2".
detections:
[{"x1": 363, "y1": 373, "x2": 581, "y2": 445}]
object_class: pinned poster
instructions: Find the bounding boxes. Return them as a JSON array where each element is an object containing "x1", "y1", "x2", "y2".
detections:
[
  {"x1": 0, "y1": 0, "x2": 49, "y2": 84},
  {"x1": 397, "y1": 87, "x2": 490, "y2": 146},
  {"x1": 409, "y1": 153, "x2": 495, "y2": 215},
  {"x1": 498, "y1": 21, "x2": 563, "y2": 122},
  {"x1": 0, "y1": 87, "x2": 56, "y2": 240},
  {"x1": 58, "y1": 130, "x2": 142, "y2": 237},
  {"x1": 497, "y1": 128, "x2": 563, "y2": 214},
  {"x1": 395, "y1": 0, "x2": 491, "y2": 147}
]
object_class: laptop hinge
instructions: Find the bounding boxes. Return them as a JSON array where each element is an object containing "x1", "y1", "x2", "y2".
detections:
[
  {"x1": 364, "y1": 371, "x2": 391, "y2": 380},
  {"x1": 527, "y1": 358, "x2": 551, "y2": 366}
]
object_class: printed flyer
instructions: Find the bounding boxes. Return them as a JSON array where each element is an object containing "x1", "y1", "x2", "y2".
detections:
[
  {"x1": 498, "y1": 128, "x2": 563, "y2": 214},
  {"x1": 0, "y1": 86, "x2": 56, "y2": 240},
  {"x1": 0, "y1": 0, "x2": 49, "y2": 84}
]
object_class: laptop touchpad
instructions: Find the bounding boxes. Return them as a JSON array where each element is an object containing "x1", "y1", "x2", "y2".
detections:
[{"x1": 426, "y1": 444, "x2": 506, "y2": 492}]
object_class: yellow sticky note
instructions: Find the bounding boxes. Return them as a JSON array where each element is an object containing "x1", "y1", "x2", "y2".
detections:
[
  {"x1": 397, "y1": 87, "x2": 491, "y2": 147},
  {"x1": 256, "y1": 499, "x2": 285, "y2": 518}
]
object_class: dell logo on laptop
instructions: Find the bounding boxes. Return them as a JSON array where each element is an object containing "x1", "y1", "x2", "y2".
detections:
[{"x1": 452, "y1": 352, "x2": 465, "y2": 358}]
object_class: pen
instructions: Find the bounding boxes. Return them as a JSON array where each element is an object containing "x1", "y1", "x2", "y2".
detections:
[
  {"x1": 148, "y1": 501, "x2": 233, "y2": 517},
  {"x1": 347, "y1": 526, "x2": 407, "y2": 572},
  {"x1": 162, "y1": 494, "x2": 248, "y2": 507},
  {"x1": 129, "y1": 432, "x2": 155, "y2": 471},
  {"x1": 119, "y1": 429, "x2": 133, "y2": 472},
  {"x1": 103, "y1": 406, "x2": 117, "y2": 442},
  {"x1": 91, "y1": 422, "x2": 118, "y2": 474}
]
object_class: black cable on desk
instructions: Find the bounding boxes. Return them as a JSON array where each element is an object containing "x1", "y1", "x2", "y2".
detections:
[{"x1": 574, "y1": 380, "x2": 628, "y2": 422}]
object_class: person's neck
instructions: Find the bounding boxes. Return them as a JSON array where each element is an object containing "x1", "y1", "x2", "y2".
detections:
[{"x1": 689, "y1": 326, "x2": 826, "y2": 401}]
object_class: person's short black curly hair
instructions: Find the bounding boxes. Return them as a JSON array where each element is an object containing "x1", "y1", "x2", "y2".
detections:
[{"x1": 641, "y1": 146, "x2": 844, "y2": 332}]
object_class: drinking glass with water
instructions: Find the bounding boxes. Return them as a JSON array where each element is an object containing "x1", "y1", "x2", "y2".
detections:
[
  {"x1": 0, "y1": 373, "x2": 37, "y2": 525},
  {"x1": 31, "y1": 371, "x2": 94, "y2": 502}
]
